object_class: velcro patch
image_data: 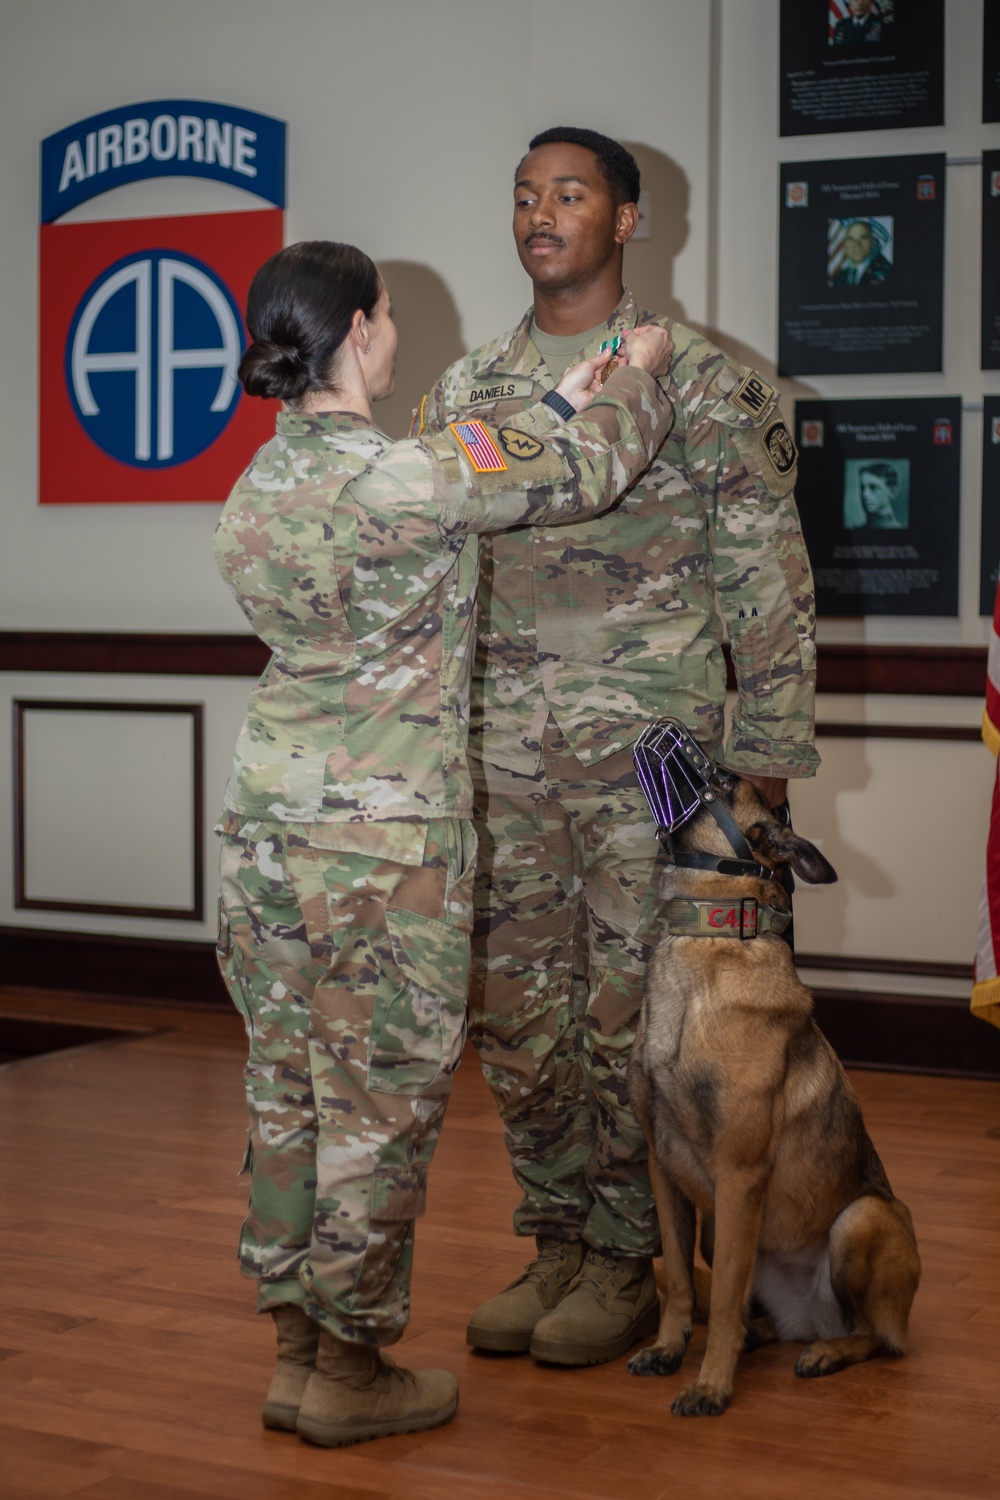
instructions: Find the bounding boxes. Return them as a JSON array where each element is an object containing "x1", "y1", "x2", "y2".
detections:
[
  {"x1": 449, "y1": 420, "x2": 508, "y2": 473},
  {"x1": 409, "y1": 394, "x2": 428, "y2": 437},
  {"x1": 763, "y1": 419, "x2": 797, "y2": 477},
  {"x1": 456, "y1": 376, "x2": 536, "y2": 408},
  {"x1": 730, "y1": 370, "x2": 777, "y2": 419},
  {"x1": 498, "y1": 427, "x2": 544, "y2": 461}
]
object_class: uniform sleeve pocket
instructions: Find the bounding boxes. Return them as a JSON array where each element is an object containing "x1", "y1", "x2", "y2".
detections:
[
  {"x1": 367, "y1": 908, "x2": 470, "y2": 1096},
  {"x1": 729, "y1": 612, "x2": 773, "y2": 703}
]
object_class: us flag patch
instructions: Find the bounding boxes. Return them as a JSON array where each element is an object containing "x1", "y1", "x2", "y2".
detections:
[{"x1": 449, "y1": 419, "x2": 507, "y2": 473}]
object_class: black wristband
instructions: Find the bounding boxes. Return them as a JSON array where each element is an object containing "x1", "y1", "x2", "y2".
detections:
[{"x1": 541, "y1": 389, "x2": 577, "y2": 422}]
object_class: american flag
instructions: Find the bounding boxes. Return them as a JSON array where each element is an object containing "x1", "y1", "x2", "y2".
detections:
[
  {"x1": 449, "y1": 420, "x2": 507, "y2": 473},
  {"x1": 973, "y1": 579, "x2": 1000, "y2": 1030},
  {"x1": 827, "y1": 218, "x2": 848, "y2": 282}
]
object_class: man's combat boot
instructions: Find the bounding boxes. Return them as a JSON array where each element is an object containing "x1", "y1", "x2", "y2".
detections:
[
  {"x1": 529, "y1": 1250, "x2": 659, "y2": 1365},
  {"x1": 295, "y1": 1329, "x2": 458, "y2": 1447},
  {"x1": 466, "y1": 1238, "x2": 586, "y2": 1352},
  {"x1": 262, "y1": 1304, "x2": 320, "y2": 1431}
]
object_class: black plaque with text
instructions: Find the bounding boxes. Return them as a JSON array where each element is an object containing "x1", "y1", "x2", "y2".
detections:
[
  {"x1": 985, "y1": 4, "x2": 1000, "y2": 123},
  {"x1": 982, "y1": 397, "x2": 1000, "y2": 615},
  {"x1": 778, "y1": 154, "x2": 944, "y2": 376},
  {"x1": 983, "y1": 152, "x2": 1000, "y2": 371},
  {"x1": 780, "y1": 0, "x2": 944, "y2": 137},
  {"x1": 794, "y1": 396, "x2": 961, "y2": 617}
]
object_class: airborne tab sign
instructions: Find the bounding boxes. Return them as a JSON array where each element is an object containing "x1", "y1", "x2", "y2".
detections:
[{"x1": 39, "y1": 100, "x2": 286, "y2": 504}]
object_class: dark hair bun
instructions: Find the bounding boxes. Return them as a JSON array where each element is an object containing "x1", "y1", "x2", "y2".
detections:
[{"x1": 238, "y1": 340, "x2": 310, "y2": 401}]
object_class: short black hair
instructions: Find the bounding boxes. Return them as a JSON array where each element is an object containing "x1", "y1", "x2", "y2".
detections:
[{"x1": 522, "y1": 127, "x2": 640, "y2": 206}]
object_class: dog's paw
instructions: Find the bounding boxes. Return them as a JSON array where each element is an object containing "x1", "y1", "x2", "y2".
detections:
[
  {"x1": 671, "y1": 1382, "x2": 731, "y2": 1417},
  {"x1": 795, "y1": 1343, "x2": 845, "y2": 1379},
  {"x1": 628, "y1": 1344, "x2": 686, "y2": 1377}
]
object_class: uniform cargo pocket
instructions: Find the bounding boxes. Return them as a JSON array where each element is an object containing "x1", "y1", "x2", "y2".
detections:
[
  {"x1": 215, "y1": 884, "x2": 255, "y2": 1040},
  {"x1": 367, "y1": 908, "x2": 470, "y2": 1096}
]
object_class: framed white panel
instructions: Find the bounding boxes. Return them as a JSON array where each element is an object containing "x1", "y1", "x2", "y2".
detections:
[
  {"x1": 15, "y1": 699, "x2": 203, "y2": 920},
  {"x1": 788, "y1": 729, "x2": 992, "y2": 970}
]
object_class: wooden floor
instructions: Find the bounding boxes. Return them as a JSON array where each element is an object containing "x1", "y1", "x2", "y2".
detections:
[{"x1": 1, "y1": 989, "x2": 999, "y2": 1500}]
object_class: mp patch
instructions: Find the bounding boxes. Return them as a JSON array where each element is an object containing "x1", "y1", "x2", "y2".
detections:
[
  {"x1": 498, "y1": 427, "x2": 544, "y2": 461},
  {"x1": 730, "y1": 371, "x2": 777, "y2": 419},
  {"x1": 449, "y1": 419, "x2": 507, "y2": 473}
]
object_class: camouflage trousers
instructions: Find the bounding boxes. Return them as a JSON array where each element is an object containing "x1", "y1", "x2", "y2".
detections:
[
  {"x1": 216, "y1": 814, "x2": 476, "y2": 1346},
  {"x1": 470, "y1": 718, "x2": 666, "y2": 1257}
]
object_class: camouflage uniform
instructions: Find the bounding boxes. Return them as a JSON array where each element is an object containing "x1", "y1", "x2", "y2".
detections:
[
  {"x1": 213, "y1": 369, "x2": 672, "y2": 1343},
  {"x1": 413, "y1": 290, "x2": 819, "y2": 1257}
]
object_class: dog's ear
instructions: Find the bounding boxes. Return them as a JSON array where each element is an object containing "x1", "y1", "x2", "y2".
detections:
[{"x1": 747, "y1": 820, "x2": 838, "y2": 885}]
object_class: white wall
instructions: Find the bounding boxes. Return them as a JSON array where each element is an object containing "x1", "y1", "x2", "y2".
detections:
[
  {"x1": 0, "y1": 0, "x2": 713, "y2": 945},
  {"x1": 1, "y1": 0, "x2": 712, "y2": 634},
  {"x1": 0, "y1": 0, "x2": 993, "y2": 993}
]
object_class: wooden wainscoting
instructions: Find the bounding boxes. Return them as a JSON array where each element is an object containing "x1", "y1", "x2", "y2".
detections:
[{"x1": 1, "y1": 633, "x2": 995, "y2": 1074}]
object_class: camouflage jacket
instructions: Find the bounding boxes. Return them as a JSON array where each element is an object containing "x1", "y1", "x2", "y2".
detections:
[
  {"x1": 213, "y1": 368, "x2": 670, "y2": 825},
  {"x1": 413, "y1": 290, "x2": 819, "y2": 779}
]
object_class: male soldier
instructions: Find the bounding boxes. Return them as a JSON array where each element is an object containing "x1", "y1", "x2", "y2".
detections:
[
  {"x1": 831, "y1": 220, "x2": 892, "y2": 287},
  {"x1": 412, "y1": 127, "x2": 819, "y2": 1368}
]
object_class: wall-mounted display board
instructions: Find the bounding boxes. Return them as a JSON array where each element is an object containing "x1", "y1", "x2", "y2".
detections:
[
  {"x1": 778, "y1": 154, "x2": 945, "y2": 376},
  {"x1": 985, "y1": 3, "x2": 1000, "y2": 123},
  {"x1": 779, "y1": 0, "x2": 944, "y2": 138},
  {"x1": 38, "y1": 101, "x2": 285, "y2": 504},
  {"x1": 793, "y1": 395, "x2": 961, "y2": 617},
  {"x1": 983, "y1": 151, "x2": 1000, "y2": 372},
  {"x1": 983, "y1": 396, "x2": 1000, "y2": 616}
]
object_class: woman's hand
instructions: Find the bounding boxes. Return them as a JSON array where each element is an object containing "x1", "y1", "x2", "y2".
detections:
[
  {"x1": 554, "y1": 353, "x2": 610, "y2": 413},
  {"x1": 620, "y1": 324, "x2": 674, "y2": 378}
]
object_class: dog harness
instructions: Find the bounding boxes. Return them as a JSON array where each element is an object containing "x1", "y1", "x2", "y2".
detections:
[{"x1": 664, "y1": 896, "x2": 792, "y2": 940}]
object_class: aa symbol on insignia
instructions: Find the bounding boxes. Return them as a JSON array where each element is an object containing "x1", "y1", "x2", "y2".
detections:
[
  {"x1": 764, "y1": 420, "x2": 796, "y2": 475},
  {"x1": 498, "y1": 428, "x2": 544, "y2": 461}
]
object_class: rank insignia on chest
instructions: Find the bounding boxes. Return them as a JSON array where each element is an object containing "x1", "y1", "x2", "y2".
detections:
[
  {"x1": 498, "y1": 427, "x2": 544, "y2": 461},
  {"x1": 449, "y1": 419, "x2": 508, "y2": 472},
  {"x1": 763, "y1": 419, "x2": 797, "y2": 476},
  {"x1": 730, "y1": 371, "x2": 776, "y2": 418}
]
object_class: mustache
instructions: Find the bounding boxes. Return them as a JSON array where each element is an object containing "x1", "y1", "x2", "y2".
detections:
[{"x1": 525, "y1": 232, "x2": 564, "y2": 247}]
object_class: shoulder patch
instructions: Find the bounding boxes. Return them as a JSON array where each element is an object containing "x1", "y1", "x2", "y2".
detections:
[
  {"x1": 730, "y1": 371, "x2": 777, "y2": 419},
  {"x1": 763, "y1": 419, "x2": 797, "y2": 478},
  {"x1": 409, "y1": 394, "x2": 428, "y2": 438},
  {"x1": 448, "y1": 420, "x2": 508, "y2": 473},
  {"x1": 498, "y1": 427, "x2": 544, "y2": 461}
]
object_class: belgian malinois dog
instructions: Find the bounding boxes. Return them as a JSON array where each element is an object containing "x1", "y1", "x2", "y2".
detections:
[{"x1": 628, "y1": 770, "x2": 920, "y2": 1416}]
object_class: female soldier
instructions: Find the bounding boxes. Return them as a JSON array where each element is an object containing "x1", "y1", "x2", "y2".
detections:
[{"x1": 214, "y1": 241, "x2": 671, "y2": 1448}]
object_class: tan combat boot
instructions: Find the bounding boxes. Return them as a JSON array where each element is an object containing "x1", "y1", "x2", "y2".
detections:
[
  {"x1": 466, "y1": 1238, "x2": 586, "y2": 1352},
  {"x1": 295, "y1": 1329, "x2": 458, "y2": 1448},
  {"x1": 529, "y1": 1250, "x2": 659, "y2": 1366},
  {"x1": 262, "y1": 1304, "x2": 320, "y2": 1431}
]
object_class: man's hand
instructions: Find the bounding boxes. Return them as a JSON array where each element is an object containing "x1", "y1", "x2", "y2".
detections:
[{"x1": 620, "y1": 324, "x2": 674, "y2": 378}]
